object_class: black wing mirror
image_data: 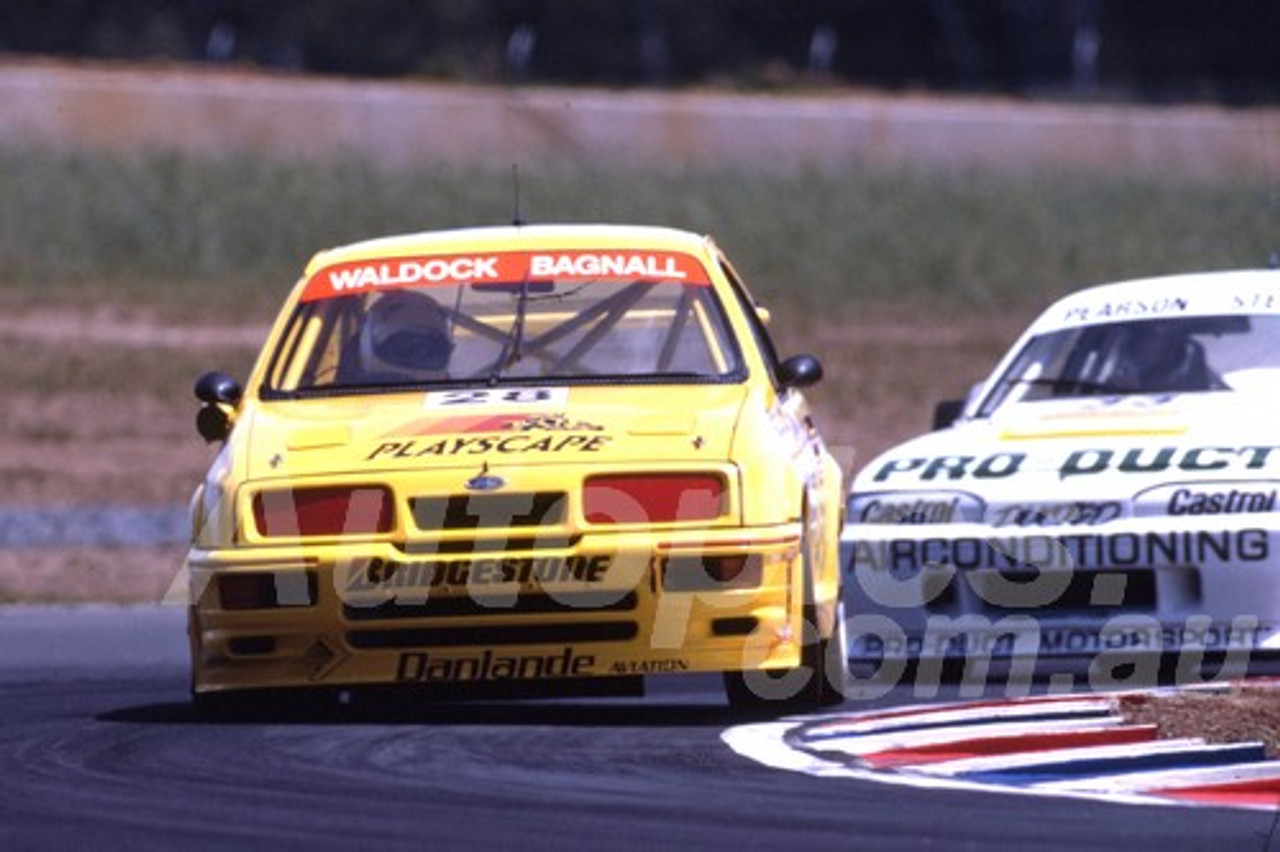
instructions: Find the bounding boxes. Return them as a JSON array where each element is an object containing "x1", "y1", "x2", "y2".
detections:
[
  {"x1": 932, "y1": 398, "x2": 965, "y2": 430},
  {"x1": 777, "y1": 354, "x2": 824, "y2": 389},
  {"x1": 194, "y1": 371, "x2": 243, "y2": 443},
  {"x1": 933, "y1": 381, "x2": 986, "y2": 430}
]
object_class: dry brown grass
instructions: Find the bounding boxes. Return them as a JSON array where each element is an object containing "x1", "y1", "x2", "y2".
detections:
[
  {"x1": 0, "y1": 308, "x2": 259, "y2": 505},
  {"x1": 1116, "y1": 683, "x2": 1280, "y2": 757},
  {"x1": 773, "y1": 307, "x2": 1027, "y2": 467}
]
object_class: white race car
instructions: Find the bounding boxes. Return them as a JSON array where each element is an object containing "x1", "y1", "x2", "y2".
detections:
[{"x1": 841, "y1": 269, "x2": 1280, "y2": 685}]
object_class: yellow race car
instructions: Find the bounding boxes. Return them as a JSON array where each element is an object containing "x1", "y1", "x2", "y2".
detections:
[{"x1": 186, "y1": 223, "x2": 845, "y2": 713}]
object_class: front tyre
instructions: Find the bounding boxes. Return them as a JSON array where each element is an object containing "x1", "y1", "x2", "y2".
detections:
[{"x1": 190, "y1": 687, "x2": 339, "y2": 722}]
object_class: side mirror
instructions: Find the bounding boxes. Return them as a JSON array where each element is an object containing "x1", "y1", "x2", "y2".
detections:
[
  {"x1": 932, "y1": 399, "x2": 964, "y2": 430},
  {"x1": 777, "y1": 354, "x2": 824, "y2": 389},
  {"x1": 933, "y1": 380, "x2": 986, "y2": 430},
  {"x1": 194, "y1": 371, "x2": 243, "y2": 443},
  {"x1": 195, "y1": 371, "x2": 243, "y2": 405}
]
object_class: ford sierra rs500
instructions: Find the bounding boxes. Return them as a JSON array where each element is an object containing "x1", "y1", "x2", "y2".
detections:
[
  {"x1": 185, "y1": 224, "x2": 846, "y2": 712},
  {"x1": 841, "y1": 269, "x2": 1280, "y2": 685}
]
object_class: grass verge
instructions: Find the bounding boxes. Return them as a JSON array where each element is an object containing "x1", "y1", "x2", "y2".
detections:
[{"x1": 2, "y1": 149, "x2": 1276, "y2": 321}]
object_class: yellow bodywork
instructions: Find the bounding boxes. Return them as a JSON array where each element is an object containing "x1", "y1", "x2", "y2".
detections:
[{"x1": 186, "y1": 224, "x2": 843, "y2": 703}]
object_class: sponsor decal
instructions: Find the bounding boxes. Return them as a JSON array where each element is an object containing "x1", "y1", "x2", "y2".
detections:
[
  {"x1": 366, "y1": 432, "x2": 611, "y2": 460},
  {"x1": 987, "y1": 501, "x2": 1123, "y2": 527},
  {"x1": 854, "y1": 626, "x2": 1029, "y2": 659},
  {"x1": 609, "y1": 659, "x2": 691, "y2": 675},
  {"x1": 300, "y1": 249, "x2": 712, "y2": 301},
  {"x1": 849, "y1": 492, "x2": 985, "y2": 525},
  {"x1": 396, "y1": 647, "x2": 596, "y2": 682},
  {"x1": 765, "y1": 403, "x2": 815, "y2": 468},
  {"x1": 1039, "y1": 622, "x2": 1261, "y2": 654},
  {"x1": 502, "y1": 414, "x2": 606, "y2": 433},
  {"x1": 528, "y1": 252, "x2": 693, "y2": 280},
  {"x1": 1234, "y1": 292, "x2": 1280, "y2": 310},
  {"x1": 851, "y1": 617, "x2": 1262, "y2": 658},
  {"x1": 325, "y1": 255, "x2": 504, "y2": 292},
  {"x1": 390, "y1": 411, "x2": 606, "y2": 437},
  {"x1": 870, "y1": 445, "x2": 1280, "y2": 484},
  {"x1": 344, "y1": 554, "x2": 612, "y2": 597},
  {"x1": 851, "y1": 528, "x2": 1269, "y2": 576},
  {"x1": 857, "y1": 496, "x2": 965, "y2": 524},
  {"x1": 369, "y1": 411, "x2": 611, "y2": 460},
  {"x1": 1165, "y1": 487, "x2": 1277, "y2": 515},
  {"x1": 1058, "y1": 295, "x2": 1190, "y2": 325},
  {"x1": 871, "y1": 452, "x2": 1027, "y2": 483},
  {"x1": 1141, "y1": 481, "x2": 1280, "y2": 514}
]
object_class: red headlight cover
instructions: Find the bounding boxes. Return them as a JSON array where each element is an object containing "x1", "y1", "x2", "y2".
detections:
[
  {"x1": 252, "y1": 486, "x2": 394, "y2": 538},
  {"x1": 583, "y1": 473, "x2": 726, "y2": 524}
]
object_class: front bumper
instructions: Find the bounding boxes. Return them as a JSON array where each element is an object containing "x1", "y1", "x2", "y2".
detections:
[
  {"x1": 839, "y1": 515, "x2": 1280, "y2": 667},
  {"x1": 188, "y1": 525, "x2": 806, "y2": 696}
]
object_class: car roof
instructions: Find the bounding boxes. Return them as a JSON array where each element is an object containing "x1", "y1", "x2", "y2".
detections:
[
  {"x1": 303, "y1": 223, "x2": 716, "y2": 274},
  {"x1": 1023, "y1": 268, "x2": 1280, "y2": 335}
]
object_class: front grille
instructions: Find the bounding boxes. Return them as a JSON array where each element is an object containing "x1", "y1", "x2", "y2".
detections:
[
  {"x1": 974, "y1": 569, "x2": 1158, "y2": 614},
  {"x1": 347, "y1": 621, "x2": 639, "y2": 649},
  {"x1": 344, "y1": 591, "x2": 638, "y2": 620},
  {"x1": 411, "y1": 492, "x2": 567, "y2": 532}
]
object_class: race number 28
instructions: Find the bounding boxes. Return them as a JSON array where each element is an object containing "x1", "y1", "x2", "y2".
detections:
[{"x1": 427, "y1": 388, "x2": 566, "y2": 408}]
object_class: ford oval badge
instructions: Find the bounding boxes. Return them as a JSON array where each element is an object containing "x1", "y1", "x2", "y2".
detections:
[{"x1": 465, "y1": 464, "x2": 505, "y2": 492}]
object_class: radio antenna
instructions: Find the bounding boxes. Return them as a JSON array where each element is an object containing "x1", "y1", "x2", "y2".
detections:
[{"x1": 511, "y1": 164, "x2": 525, "y2": 226}]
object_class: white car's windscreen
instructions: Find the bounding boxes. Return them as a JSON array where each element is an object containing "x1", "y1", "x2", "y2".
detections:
[{"x1": 976, "y1": 314, "x2": 1280, "y2": 416}]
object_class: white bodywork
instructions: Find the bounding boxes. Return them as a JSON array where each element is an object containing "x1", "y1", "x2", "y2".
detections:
[{"x1": 840, "y1": 270, "x2": 1280, "y2": 676}]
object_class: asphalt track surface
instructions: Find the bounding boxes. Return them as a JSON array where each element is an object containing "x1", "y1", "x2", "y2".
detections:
[{"x1": 2, "y1": 606, "x2": 1278, "y2": 852}]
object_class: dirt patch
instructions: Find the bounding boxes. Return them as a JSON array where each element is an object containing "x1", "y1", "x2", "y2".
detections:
[{"x1": 1116, "y1": 682, "x2": 1280, "y2": 758}]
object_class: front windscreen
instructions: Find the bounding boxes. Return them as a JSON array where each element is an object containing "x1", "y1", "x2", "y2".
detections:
[
  {"x1": 975, "y1": 314, "x2": 1280, "y2": 417},
  {"x1": 261, "y1": 249, "x2": 744, "y2": 396}
]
